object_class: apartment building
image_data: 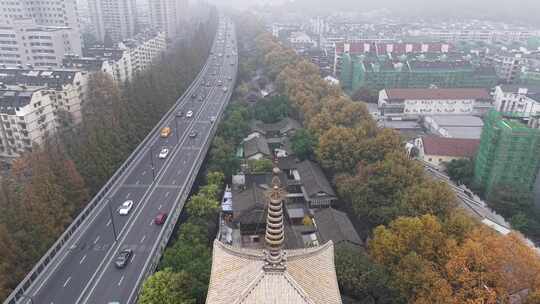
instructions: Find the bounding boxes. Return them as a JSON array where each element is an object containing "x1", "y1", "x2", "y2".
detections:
[
  {"x1": 88, "y1": 0, "x2": 137, "y2": 43},
  {"x1": 149, "y1": 0, "x2": 188, "y2": 39},
  {"x1": 408, "y1": 29, "x2": 535, "y2": 44},
  {"x1": 0, "y1": 0, "x2": 82, "y2": 66},
  {"x1": 493, "y1": 85, "x2": 540, "y2": 125},
  {"x1": 0, "y1": 85, "x2": 57, "y2": 157},
  {"x1": 378, "y1": 88, "x2": 492, "y2": 118},
  {"x1": 64, "y1": 31, "x2": 166, "y2": 83},
  {"x1": 0, "y1": 20, "x2": 81, "y2": 67},
  {"x1": 483, "y1": 51, "x2": 526, "y2": 84},
  {"x1": 0, "y1": 67, "x2": 88, "y2": 158}
]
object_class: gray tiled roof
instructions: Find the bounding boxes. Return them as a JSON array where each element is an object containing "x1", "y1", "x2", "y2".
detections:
[
  {"x1": 206, "y1": 240, "x2": 343, "y2": 304},
  {"x1": 243, "y1": 135, "x2": 271, "y2": 158},
  {"x1": 296, "y1": 160, "x2": 336, "y2": 199},
  {"x1": 314, "y1": 208, "x2": 362, "y2": 246},
  {"x1": 250, "y1": 117, "x2": 302, "y2": 135}
]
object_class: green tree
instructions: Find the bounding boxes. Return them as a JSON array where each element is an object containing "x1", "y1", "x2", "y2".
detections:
[
  {"x1": 445, "y1": 158, "x2": 474, "y2": 186},
  {"x1": 139, "y1": 269, "x2": 196, "y2": 304},
  {"x1": 253, "y1": 95, "x2": 290, "y2": 123},
  {"x1": 206, "y1": 171, "x2": 224, "y2": 187},
  {"x1": 352, "y1": 87, "x2": 379, "y2": 103},
  {"x1": 335, "y1": 246, "x2": 401, "y2": 303},
  {"x1": 186, "y1": 194, "x2": 219, "y2": 219},
  {"x1": 207, "y1": 136, "x2": 240, "y2": 178},
  {"x1": 290, "y1": 128, "x2": 317, "y2": 160},
  {"x1": 248, "y1": 158, "x2": 273, "y2": 173}
]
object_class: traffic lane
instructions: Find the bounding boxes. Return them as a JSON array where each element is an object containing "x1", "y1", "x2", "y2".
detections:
[
  {"x1": 187, "y1": 123, "x2": 211, "y2": 148},
  {"x1": 32, "y1": 185, "x2": 147, "y2": 304},
  {"x1": 82, "y1": 187, "x2": 177, "y2": 304}
]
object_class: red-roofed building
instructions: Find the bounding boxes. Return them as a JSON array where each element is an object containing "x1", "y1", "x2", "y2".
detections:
[
  {"x1": 378, "y1": 88, "x2": 493, "y2": 118},
  {"x1": 415, "y1": 136, "x2": 480, "y2": 169}
]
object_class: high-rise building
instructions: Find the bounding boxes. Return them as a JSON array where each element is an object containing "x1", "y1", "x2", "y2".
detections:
[
  {"x1": 149, "y1": 0, "x2": 188, "y2": 39},
  {"x1": 474, "y1": 110, "x2": 540, "y2": 196},
  {"x1": 88, "y1": 0, "x2": 138, "y2": 43},
  {"x1": 0, "y1": 0, "x2": 82, "y2": 65}
]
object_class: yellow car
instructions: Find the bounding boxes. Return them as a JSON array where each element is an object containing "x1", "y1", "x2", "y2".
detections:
[{"x1": 160, "y1": 127, "x2": 172, "y2": 138}]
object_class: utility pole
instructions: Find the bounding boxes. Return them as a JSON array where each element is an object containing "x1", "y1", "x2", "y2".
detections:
[
  {"x1": 106, "y1": 199, "x2": 118, "y2": 242},
  {"x1": 149, "y1": 146, "x2": 156, "y2": 181},
  {"x1": 175, "y1": 115, "x2": 180, "y2": 142}
]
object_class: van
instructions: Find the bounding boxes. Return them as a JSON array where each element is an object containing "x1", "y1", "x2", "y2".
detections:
[{"x1": 160, "y1": 127, "x2": 172, "y2": 138}]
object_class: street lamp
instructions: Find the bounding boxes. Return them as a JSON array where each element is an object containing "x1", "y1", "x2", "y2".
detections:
[
  {"x1": 106, "y1": 198, "x2": 118, "y2": 242},
  {"x1": 20, "y1": 294, "x2": 34, "y2": 304},
  {"x1": 174, "y1": 114, "x2": 181, "y2": 142},
  {"x1": 149, "y1": 146, "x2": 156, "y2": 181}
]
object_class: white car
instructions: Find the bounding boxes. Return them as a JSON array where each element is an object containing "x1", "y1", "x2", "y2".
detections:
[
  {"x1": 186, "y1": 110, "x2": 193, "y2": 118},
  {"x1": 159, "y1": 147, "x2": 169, "y2": 159},
  {"x1": 210, "y1": 116, "x2": 216, "y2": 123},
  {"x1": 118, "y1": 200, "x2": 134, "y2": 215},
  {"x1": 223, "y1": 87, "x2": 228, "y2": 93}
]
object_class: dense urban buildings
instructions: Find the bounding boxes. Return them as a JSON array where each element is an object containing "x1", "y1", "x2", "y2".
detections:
[
  {"x1": 149, "y1": 0, "x2": 188, "y2": 39},
  {"x1": 64, "y1": 30, "x2": 167, "y2": 83},
  {"x1": 88, "y1": 0, "x2": 138, "y2": 43},
  {"x1": 474, "y1": 110, "x2": 540, "y2": 195}
]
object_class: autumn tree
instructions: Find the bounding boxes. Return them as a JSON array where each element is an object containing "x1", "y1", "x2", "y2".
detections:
[
  {"x1": 139, "y1": 269, "x2": 196, "y2": 304},
  {"x1": 316, "y1": 126, "x2": 368, "y2": 174}
]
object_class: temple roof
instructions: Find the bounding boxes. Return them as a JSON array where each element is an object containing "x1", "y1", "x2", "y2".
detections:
[{"x1": 205, "y1": 240, "x2": 342, "y2": 304}]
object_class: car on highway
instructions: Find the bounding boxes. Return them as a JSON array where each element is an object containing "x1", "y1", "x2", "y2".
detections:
[
  {"x1": 159, "y1": 147, "x2": 169, "y2": 159},
  {"x1": 160, "y1": 127, "x2": 172, "y2": 138},
  {"x1": 223, "y1": 87, "x2": 228, "y2": 93},
  {"x1": 118, "y1": 200, "x2": 133, "y2": 215},
  {"x1": 198, "y1": 96, "x2": 204, "y2": 102},
  {"x1": 210, "y1": 116, "x2": 216, "y2": 123},
  {"x1": 186, "y1": 110, "x2": 193, "y2": 118},
  {"x1": 206, "y1": 82, "x2": 211, "y2": 87},
  {"x1": 191, "y1": 93, "x2": 197, "y2": 99},
  {"x1": 228, "y1": 77, "x2": 233, "y2": 81},
  {"x1": 114, "y1": 248, "x2": 133, "y2": 269},
  {"x1": 217, "y1": 80, "x2": 222, "y2": 86},
  {"x1": 154, "y1": 212, "x2": 168, "y2": 225},
  {"x1": 189, "y1": 131, "x2": 198, "y2": 138}
]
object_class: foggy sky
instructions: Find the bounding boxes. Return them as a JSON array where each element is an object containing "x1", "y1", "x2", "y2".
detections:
[{"x1": 201, "y1": 0, "x2": 540, "y2": 26}]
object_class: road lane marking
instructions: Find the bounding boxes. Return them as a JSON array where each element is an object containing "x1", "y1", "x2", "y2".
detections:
[
  {"x1": 177, "y1": 169, "x2": 181, "y2": 175},
  {"x1": 149, "y1": 219, "x2": 154, "y2": 226},
  {"x1": 106, "y1": 219, "x2": 111, "y2": 226},
  {"x1": 172, "y1": 179, "x2": 177, "y2": 185},
  {"x1": 165, "y1": 191, "x2": 170, "y2": 198},
  {"x1": 78, "y1": 53, "x2": 225, "y2": 304},
  {"x1": 63, "y1": 277, "x2": 71, "y2": 288},
  {"x1": 158, "y1": 204, "x2": 162, "y2": 210},
  {"x1": 93, "y1": 235, "x2": 100, "y2": 244},
  {"x1": 126, "y1": 192, "x2": 131, "y2": 199},
  {"x1": 118, "y1": 275, "x2": 124, "y2": 286},
  {"x1": 79, "y1": 254, "x2": 87, "y2": 264},
  {"x1": 142, "y1": 170, "x2": 146, "y2": 176},
  {"x1": 136, "y1": 180, "x2": 140, "y2": 185},
  {"x1": 140, "y1": 235, "x2": 146, "y2": 243},
  {"x1": 132, "y1": 254, "x2": 136, "y2": 261}
]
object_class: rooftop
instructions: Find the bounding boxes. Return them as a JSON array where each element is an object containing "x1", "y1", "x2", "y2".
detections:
[
  {"x1": 422, "y1": 135, "x2": 480, "y2": 158},
  {"x1": 0, "y1": 68, "x2": 81, "y2": 89},
  {"x1": 296, "y1": 160, "x2": 336, "y2": 199},
  {"x1": 314, "y1": 208, "x2": 362, "y2": 247},
  {"x1": 385, "y1": 88, "x2": 491, "y2": 100},
  {"x1": 206, "y1": 240, "x2": 342, "y2": 304}
]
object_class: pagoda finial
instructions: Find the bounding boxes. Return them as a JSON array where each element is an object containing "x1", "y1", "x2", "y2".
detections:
[{"x1": 264, "y1": 161, "x2": 287, "y2": 271}]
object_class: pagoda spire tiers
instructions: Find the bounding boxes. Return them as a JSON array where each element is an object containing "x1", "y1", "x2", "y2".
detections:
[{"x1": 263, "y1": 165, "x2": 287, "y2": 271}]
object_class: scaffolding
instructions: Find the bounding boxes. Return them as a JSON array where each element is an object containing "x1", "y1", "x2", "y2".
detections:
[{"x1": 474, "y1": 110, "x2": 540, "y2": 195}]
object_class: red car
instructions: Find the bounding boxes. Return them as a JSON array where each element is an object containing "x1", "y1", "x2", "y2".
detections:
[{"x1": 154, "y1": 213, "x2": 168, "y2": 225}]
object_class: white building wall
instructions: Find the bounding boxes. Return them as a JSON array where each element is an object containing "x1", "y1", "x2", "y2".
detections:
[
  {"x1": 493, "y1": 86, "x2": 540, "y2": 119},
  {"x1": 88, "y1": 0, "x2": 137, "y2": 43}
]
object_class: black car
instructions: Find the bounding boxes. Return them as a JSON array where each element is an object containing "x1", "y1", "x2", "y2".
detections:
[{"x1": 114, "y1": 248, "x2": 133, "y2": 269}]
